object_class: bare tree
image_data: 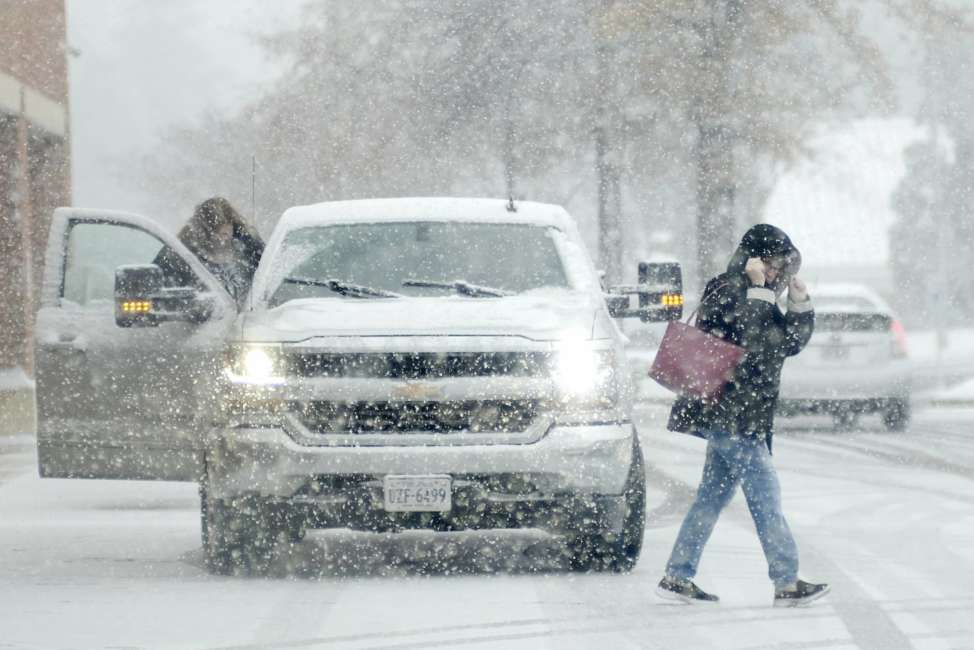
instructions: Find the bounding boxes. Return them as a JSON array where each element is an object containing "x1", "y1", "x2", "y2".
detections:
[
  {"x1": 133, "y1": 0, "x2": 968, "y2": 287},
  {"x1": 603, "y1": 0, "x2": 904, "y2": 283}
]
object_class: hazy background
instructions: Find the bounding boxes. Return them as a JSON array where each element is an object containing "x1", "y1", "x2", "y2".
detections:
[
  {"x1": 64, "y1": 1, "x2": 974, "y2": 326},
  {"x1": 67, "y1": 1, "x2": 302, "y2": 218}
]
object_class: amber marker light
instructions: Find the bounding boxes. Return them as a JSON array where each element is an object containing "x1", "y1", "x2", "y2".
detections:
[
  {"x1": 121, "y1": 300, "x2": 152, "y2": 313},
  {"x1": 661, "y1": 294, "x2": 684, "y2": 307}
]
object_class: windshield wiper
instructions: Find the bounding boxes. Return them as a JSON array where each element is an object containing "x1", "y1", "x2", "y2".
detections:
[
  {"x1": 403, "y1": 279, "x2": 512, "y2": 297},
  {"x1": 284, "y1": 276, "x2": 402, "y2": 299}
]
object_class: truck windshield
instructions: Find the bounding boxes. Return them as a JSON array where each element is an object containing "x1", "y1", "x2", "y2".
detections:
[{"x1": 265, "y1": 222, "x2": 570, "y2": 307}]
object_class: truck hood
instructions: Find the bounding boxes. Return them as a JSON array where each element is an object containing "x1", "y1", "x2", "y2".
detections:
[{"x1": 238, "y1": 291, "x2": 609, "y2": 344}]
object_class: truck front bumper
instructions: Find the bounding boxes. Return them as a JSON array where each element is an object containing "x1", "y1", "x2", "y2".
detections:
[{"x1": 205, "y1": 421, "x2": 635, "y2": 502}]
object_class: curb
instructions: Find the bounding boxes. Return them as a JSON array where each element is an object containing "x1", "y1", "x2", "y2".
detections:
[{"x1": 928, "y1": 399, "x2": 974, "y2": 409}]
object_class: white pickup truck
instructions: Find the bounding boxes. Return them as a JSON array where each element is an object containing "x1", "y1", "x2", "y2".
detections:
[{"x1": 34, "y1": 197, "x2": 682, "y2": 574}]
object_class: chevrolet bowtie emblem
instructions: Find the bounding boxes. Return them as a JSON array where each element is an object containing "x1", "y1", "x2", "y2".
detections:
[{"x1": 392, "y1": 381, "x2": 443, "y2": 400}]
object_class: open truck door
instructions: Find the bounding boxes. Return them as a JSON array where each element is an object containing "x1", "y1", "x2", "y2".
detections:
[{"x1": 35, "y1": 208, "x2": 236, "y2": 481}]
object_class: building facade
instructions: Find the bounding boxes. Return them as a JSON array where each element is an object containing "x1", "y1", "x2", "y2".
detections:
[{"x1": 0, "y1": 0, "x2": 71, "y2": 376}]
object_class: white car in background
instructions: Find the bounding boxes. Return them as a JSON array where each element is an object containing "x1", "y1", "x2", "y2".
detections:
[{"x1": 777, "y1": 282, "x2": 911, "y2": 430}]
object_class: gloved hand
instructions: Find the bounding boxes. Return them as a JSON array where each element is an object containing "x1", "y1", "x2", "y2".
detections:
[
  {"x1": 745, "y1": 257, "x2": 766, "y2": 286},
  {"x1": 788, "y1": 276, "x2": 809, "y2": 302}
]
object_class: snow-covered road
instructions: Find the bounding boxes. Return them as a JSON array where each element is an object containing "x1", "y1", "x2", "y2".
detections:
[{"x1": 1, "y1": 407, "x2": 973, "y2": 649}]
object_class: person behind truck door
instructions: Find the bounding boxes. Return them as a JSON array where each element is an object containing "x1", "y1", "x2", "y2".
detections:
[{"x1": 154, "y1": 197, "x2": 264, "y2": 305}]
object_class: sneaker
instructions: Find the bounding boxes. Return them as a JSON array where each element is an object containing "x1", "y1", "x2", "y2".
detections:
[
  {"x1": 656, "y1": 576, "x2": 719, "y2": 604},
  {"x1": 773, "y1": 579, "x2": 831, "y2": 607}
]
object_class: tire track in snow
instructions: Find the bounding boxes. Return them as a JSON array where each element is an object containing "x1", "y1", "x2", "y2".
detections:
[
  {"x1": 211, "y1": 604, "x2": 857, "y2": 649},
  {"x1": 772, "y1": 430, "x2": 974, "y2": 646},
  {"x1": 771, "y1": 442, "x2": 974, "y2": 606},
  {"x1": 773, "y1": 441, "x2": 974, "y2": 508},
  {"x1": 791, "y1": 435, "x2": 974, "y2": 482}
]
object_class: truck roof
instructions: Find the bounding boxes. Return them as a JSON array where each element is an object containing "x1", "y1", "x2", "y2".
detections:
[{"x1": 278, "y1": 197, "x2": 576, "y2": 231}]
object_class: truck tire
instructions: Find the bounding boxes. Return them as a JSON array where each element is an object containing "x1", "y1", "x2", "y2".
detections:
[
  {"x1": 882, "y1": 399, "x2": 910, "y2": 432},
  {"x1": 203, "y1": 495, "x2": 285, "y2": 575},
  {"x1": 567, "y1": 439, "x2": 646, "y2": 573},
  {"x1": 832, "y1": 409, "x2": 859, "y2": 430}
]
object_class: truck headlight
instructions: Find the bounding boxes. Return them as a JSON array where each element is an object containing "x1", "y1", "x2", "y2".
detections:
[
  {"x1": 553, "y1": 345, "x2": 616, "y2": 405},
  {"x1": 225, "y1": 345, "x2": 285, "y2": 386}
]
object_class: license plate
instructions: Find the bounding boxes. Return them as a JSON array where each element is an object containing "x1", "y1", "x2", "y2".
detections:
[{"x1": 383, "y1": 475, "x2": 452, "y2": 512}]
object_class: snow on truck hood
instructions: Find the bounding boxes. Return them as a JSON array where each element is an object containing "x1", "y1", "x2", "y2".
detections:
[{"x1": 237, "y1": 291, "x2": 608, "y2": 345}]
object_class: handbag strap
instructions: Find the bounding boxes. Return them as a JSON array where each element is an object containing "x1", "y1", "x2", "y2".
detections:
[{"x1": 686, "y1": 281, "x2": 730, "y2": 325}]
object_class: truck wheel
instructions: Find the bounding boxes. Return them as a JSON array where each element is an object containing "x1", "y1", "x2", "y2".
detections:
[
  {"x1": 203, "y1": 495, "x2": 285, "y2": 575},
  {"x1": 832, "y1": 410, "x2": 859, "y2": 430},
  {"x1": 284, "y1": 506, "x2": 307, "y2": 544},
  {"x1": 567, "y1": 439, "x2": 646, "y2": 573},
  {"x1": 882, "y1": 399, "x2": 910, "y2": 432}
]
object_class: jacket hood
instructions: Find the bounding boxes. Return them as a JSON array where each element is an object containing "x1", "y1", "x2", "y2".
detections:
[{"x1": 726, "y1": 224, "x2": 801, "y2": 293}]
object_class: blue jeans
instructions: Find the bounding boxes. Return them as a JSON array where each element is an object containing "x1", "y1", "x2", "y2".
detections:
[{"x1": 665, "y1": 431, "x2": 799, "y2": 588}]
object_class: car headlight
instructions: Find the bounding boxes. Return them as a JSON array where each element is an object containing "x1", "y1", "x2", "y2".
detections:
[
  {"x1": 552, "y1": 344, "x2": 617, "y2": 406},
  {"x1": 225, "y1": 345, "x2": 285, "y2": 386}
]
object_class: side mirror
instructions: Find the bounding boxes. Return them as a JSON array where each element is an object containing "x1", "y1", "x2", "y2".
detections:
[
  {"x1": 605, "y1": 262, "x2": 683, "y2": 321},
  {"x1": 638, "y1": 262, "x2": 683, "y2": 321},
  {"x1": 605, "y1": 294, "x2": 629, "y2": 316},
  {"x1": 115, "y1": 264, "x2": 213, "y2": 327}
]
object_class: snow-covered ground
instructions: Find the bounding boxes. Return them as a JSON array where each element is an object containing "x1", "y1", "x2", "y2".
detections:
[
  {"x1": 2, "y1": 406, "x2": 973, "y2": 649},
  {"x1": 936, "y1": 377, "x2": 974, "y2": 404},
  {"x1": 909, "y1": 329, "x2": 974, "y2": 404}
]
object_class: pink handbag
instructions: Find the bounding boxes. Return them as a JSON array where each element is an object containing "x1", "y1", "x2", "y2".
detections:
[{"x1": 649, "y1": 288, "x2": 746, "y2": 399}]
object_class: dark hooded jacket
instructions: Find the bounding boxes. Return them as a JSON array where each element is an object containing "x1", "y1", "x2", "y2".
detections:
[{"x1": 667, "y1": 224, "x2": 814, "y2": 447}]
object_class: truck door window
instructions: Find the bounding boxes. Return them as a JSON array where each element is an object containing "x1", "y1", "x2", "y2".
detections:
[{"x1": 62, "y1": 222, "x2": 169, "y2": 306}]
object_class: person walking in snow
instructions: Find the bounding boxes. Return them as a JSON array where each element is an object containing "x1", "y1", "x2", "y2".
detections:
[{"x1": 656, "y1": 224, "x2": 830, "y2": 607}]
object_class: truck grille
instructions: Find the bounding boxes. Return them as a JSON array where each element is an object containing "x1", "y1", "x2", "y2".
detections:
[
  {"x1": 294, "y1": 400, "x2": 540, "y2": 434},
  {"x1": 816, "y1": 312, "x2": 892, "y2": 332},
  {"x1": 286, "y1": 352, "x2": 550, "y2": 379}
]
